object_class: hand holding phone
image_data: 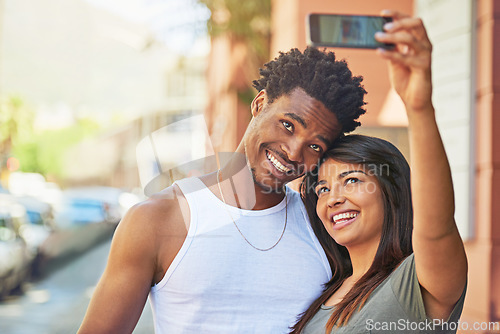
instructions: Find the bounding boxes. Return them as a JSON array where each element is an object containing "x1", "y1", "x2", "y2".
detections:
[{"x1": 307, "y1": 13, "x2": 394, "y2": 49}]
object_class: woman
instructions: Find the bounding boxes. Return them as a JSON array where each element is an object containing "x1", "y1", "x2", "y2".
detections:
[{"x1": 292, "y1": 11, "x2": 468, "y2": 334}]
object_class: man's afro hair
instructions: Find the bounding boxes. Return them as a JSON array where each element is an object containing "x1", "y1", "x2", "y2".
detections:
[{"x1": 252, "y1": 47, "x2": 367, "y2": 133}]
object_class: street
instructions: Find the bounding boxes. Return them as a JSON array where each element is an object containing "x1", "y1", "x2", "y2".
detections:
[{"x1": 0, "y1": 237, "x2": 154, "y2": 334}]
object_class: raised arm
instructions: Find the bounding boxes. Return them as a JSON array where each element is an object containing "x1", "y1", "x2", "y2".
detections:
[
  {"x1": 375, "y1": 11, "x2": 467, "y2": 320},
  {"x1": 78, "y1": 185, "x2": 189, "y2": 333}
]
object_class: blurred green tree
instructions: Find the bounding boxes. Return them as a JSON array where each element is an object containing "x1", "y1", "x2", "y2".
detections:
[
  {"x1": 0, "y1": 96, "x2": 34, "y2": 168},
  {"x1": 12, "y1": 118, "x2": 100, "y2": 181},
  {"x1": 200, "y1": 0, "x2": 271, "y2": 59},
  {"x1": 0, "y1": 96, "x2": 100, "y2": 182}
]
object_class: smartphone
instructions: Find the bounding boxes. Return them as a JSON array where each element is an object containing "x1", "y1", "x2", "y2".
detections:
[{"x1": 307, "y1": 13, "x2": 394, "y2": 49}]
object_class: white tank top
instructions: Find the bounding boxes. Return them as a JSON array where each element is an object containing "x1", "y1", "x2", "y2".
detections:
[{"x1": 149, "y1": 177, "x2": 331, "y2": 333}]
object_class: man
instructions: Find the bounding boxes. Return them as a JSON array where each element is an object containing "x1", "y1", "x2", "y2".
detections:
[{"x1": 78, "y1": 47, "x2": 366, "y2": 333}]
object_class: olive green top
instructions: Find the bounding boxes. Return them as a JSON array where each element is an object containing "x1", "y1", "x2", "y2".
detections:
[{"x1": 302, "y1": 254, "x2": 466, "y2": 334}]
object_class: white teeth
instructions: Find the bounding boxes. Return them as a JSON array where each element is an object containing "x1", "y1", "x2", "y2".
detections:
[
  {"x1": 333, "y1": 212, "x2": 358, "y2": 223},
  {"x1": 267, "y1": 152, "x2": 291, "y2": 173}
]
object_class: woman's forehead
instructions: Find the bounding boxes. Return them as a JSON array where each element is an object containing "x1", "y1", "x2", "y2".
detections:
[
  {"x1": 318, "y1": 159, "x2": 368, "y2": 179},
  {"x1": 320, "y1": 159, "x2": 356, "y2": 171}
]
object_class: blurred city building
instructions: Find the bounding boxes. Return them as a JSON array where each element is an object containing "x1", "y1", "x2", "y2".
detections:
[
  {"x1": 202, "y1": 0, "x2": 500, "y2": 331},
  {"x1": 0, "y1": 0, "x2": 175, "y2": 124},
  {"x1": 201, "y1": 0, "x2": 271, "y2": 152},
  {"x1": 0, "y1": 0, "x2": 208, "y2": 190},
  {"x1": 62, "y1": 54, "x2": 207, "y2": 190}
]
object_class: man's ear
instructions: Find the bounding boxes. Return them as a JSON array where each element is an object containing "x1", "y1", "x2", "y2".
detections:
[{"x1": 251, "y1": 90, "x2": 267, "y2": 117}]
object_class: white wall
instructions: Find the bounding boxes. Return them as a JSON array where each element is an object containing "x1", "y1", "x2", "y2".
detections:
[{"x1": 416, "y1": 0, "x2": 475, "y2": 239}]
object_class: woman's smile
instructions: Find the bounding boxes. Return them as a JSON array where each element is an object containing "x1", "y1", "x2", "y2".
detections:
[{"x1": 330, "y1": 211, "x2": 360, "y2": 230}]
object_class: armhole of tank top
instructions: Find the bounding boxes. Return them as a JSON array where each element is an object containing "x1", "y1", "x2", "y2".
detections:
[
  {"x1": 151, "y1": 179, "x2": 200, "y2": 292},
  {"x1": 297, "y1": 193, "x2": 332, "y2": 279}
]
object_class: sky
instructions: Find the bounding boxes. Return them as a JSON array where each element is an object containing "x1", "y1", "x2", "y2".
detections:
[{"x1": 84, "y1": 0, "x2": 211, "y2": 55}]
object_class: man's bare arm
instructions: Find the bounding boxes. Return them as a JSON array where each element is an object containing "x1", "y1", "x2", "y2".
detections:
[{"x1": 77, "y1": 185, "x2": 189, "y2": 333}]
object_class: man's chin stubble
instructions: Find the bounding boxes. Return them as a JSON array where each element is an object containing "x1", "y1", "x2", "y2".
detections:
[{"x1": 250, "y1": 168, "x2": 288, "y2": 195}]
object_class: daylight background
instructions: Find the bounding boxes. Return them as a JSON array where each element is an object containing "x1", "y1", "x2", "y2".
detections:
[{"x1": 1, "y1": 0, "x2": 499, "y2": 333}]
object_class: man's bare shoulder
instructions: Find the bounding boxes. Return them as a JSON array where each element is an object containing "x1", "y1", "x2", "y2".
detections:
[{"x1": 118, "y1": 184, "x2": 189, "y2": 234}]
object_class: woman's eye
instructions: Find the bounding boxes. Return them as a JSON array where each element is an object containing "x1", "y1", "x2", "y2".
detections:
[
  {"x1": 310, "y1": 144, "x2": 322, "y2": 153},
  {"x1": 316, "y1": 187, "x2": 329, "y2": 196},
  {"x1": 345, "y1": 178, "x2": 360, "y2": 185},
  {"x1": 282, "y1": 121, "x2": 293, "y2": 132}
]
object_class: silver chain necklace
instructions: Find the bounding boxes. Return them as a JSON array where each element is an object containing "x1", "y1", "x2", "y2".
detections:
[{"x1": 216, "y1": 169, "x2": 287, "y2": 251}]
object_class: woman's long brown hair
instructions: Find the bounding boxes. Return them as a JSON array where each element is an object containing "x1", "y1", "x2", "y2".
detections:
[{"x1": 291, "y1": 135, "x2": 413, "y2": 333}]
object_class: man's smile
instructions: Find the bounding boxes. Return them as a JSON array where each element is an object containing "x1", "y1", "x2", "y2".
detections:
[{"x1": 266, "y1": 150, "x2": 293, "y2": 173}]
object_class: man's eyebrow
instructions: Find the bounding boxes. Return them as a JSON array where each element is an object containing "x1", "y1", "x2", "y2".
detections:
[
  {"x1": 284, "y1": 113, "x2": 307, "y2": 128},
  {"x1": 284, "y1": 112, "x2": 332, "y2": 147},
  {"x1": 317, "y1": 135, "x2": 332, "y2": 148},
  {"x1": 338, "y1": 170, "x2": 367, "y2": 180}
]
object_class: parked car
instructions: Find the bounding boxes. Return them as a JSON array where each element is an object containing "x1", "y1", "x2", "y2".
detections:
[
  {"x1": 0, "y1": 204, "x2": 32, "y2": 299},
  {"x1": 55, "y1": 187, "x2": 140, "y2": 227},
  {"x1": 57, "y1": 197, "x2": 113, "y2": 226},
  {"x1": 0, "y1": 194, "x2": 54, "y2": 257},
  {"x1": 15, "y1": 196, "x2": 56, "y2": 254}
]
